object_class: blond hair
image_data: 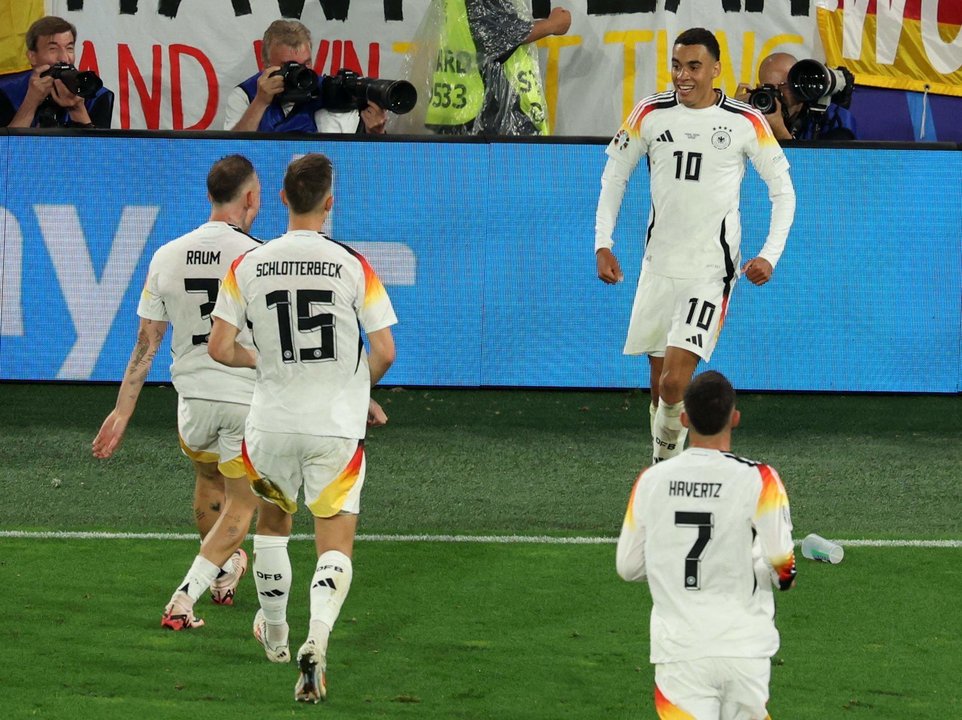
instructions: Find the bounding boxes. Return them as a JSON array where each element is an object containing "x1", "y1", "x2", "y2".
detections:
[{"x1": 261, "y1": 20, "x2": 311, "y2": 66}]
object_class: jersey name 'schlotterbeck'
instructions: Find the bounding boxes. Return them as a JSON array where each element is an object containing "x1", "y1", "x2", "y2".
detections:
[
  {"x1": 138, "y1": 221, "x2": 260, "y2": 405},
  {"x1": 213, "y1": 231, "x2": 398, "y2": 439},
  {"x1": 607, "y1": 91, "x2": 791, "y2": 279}
]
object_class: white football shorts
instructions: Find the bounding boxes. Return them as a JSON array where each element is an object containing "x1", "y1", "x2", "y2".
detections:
[
  {"x1": 241, "y1": 426, "x2": 365, "y2": 519},
  {"x1": 624, "y1": 268, "x2": 733, "y2": 361},
  {"x1": 654, "y1": 657, "x2": 771, "y2": 720},
  {"x1": 177, "y1": 396, "x2": 249, "y2": 479}
]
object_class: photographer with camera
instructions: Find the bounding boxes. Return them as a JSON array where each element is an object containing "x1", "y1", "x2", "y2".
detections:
[
  {"x1": 225, "y1": 20, "x2": 389, "y2": 134},
  {"x1": 736, "y1": 52, "x2": 857, "y2": 141},
  {"x1": 0, "y1": 16, "x2": 113, "y2": 129}
]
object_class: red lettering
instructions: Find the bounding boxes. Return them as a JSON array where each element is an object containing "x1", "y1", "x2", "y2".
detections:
[
  {"x1": 331, "y1": 40, "x2": 343, "y2": 74},
  {"x1": 118, "y1": 43, "x2": 162, "y2": 129},
  {"x1": 314, "y1": 41, "x2": 369, "y2": 76},
  {"x1": 77, "y1": 41, "x2": 100, "y2": 76},
  {"x1": 169, "y1": 44, "x2": 218, "y2": 130},
  {"x1": 341, "y1": 41, "x2": 362, "y2": 75},
  {"x1": 367, "y1": 42, "x2": 380, "y2": 78},
  {"x1": 253, "y1": 40, "x2": 265, "y2": 72},
  {"x1": 313, "y1": 39, "x2": 329, "y2": 75}
]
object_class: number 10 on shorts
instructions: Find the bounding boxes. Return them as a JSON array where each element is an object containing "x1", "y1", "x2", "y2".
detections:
[{"x1": 686, "y1": 298, "x2": 716, "y2": 331}]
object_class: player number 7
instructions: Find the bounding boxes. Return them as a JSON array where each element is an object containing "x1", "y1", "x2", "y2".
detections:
[{"x1": 675, "y1": 511, "x2": 714, "y2": 590}]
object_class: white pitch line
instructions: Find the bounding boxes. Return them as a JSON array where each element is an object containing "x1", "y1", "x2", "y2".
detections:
[{"x1": 0, "y1": 530, "x2": 959, "y2": 547}]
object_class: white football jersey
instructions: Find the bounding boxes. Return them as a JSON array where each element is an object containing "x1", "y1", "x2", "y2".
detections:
[
  {"x1": 603, "y1": 90, "x2": 793, "y2": 279},
  {"x1": 138, "y1": 221, "x2": 260, "y2": 405},
  {"x1": 617, "y1": 447, "x2": 796, "y2": 664},
  {"x1": 213, "y1": 230, "x2": 397, "y2": 438}
]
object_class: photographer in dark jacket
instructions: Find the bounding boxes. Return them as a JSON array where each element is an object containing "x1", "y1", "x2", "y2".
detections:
[
  {"x1": 225, "y1": 20, "x2": 386, "y2": 134},
  {"x1": 736, "y1": 52, "x2": 857, "y2": 141},
  {"x1": 0, "y1": 16, "x2": 113, "y2": 129}
]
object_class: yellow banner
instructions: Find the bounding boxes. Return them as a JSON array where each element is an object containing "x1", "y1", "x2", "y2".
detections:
[
  {"x1": 0, "y1": 0, "x2": 45, "y2": 74},
  {"x1": 817, "y1": 5, "x2": 962, "y2": 97}
]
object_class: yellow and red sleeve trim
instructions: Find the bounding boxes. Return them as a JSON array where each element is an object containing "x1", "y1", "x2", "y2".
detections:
[{"x1": 622, "y1": 468, "x2": 648, "y2": 530}]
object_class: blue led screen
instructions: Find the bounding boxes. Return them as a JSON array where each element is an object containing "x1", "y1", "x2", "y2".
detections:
[{"x1": 0, "y1": 134, "x2": 958, "y2": 392}]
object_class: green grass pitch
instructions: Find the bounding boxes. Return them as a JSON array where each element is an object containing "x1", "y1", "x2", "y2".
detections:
[{"x1": 0, "y1": 383, "x2": 960, "y2": 718}]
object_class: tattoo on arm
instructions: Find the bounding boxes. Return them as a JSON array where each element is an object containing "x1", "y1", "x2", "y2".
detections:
[{"x1": 120, "y1": 324, "x2": 165, "y2": 404}]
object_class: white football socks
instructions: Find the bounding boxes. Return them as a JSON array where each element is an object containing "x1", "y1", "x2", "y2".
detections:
[
  {"x1": 253, "y1": 534, "x2": 292, "y2": 646},
  {"x1": 201, "y1": 539, "x2": 237, "y2": 577},
  {"x1": 308, "y1": 550, "x2": 353, "y2": 651},
  {"x1": 652, "y1": 400, "x2": 688, "y2": 463},
  {"x1": 175, "y1": 555, "x2": 221, "y2": 603}
]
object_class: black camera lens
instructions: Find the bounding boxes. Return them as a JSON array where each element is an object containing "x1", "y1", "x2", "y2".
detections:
[
  {"x1": 362, "y1": 79, "x2": 417, "y2": 115},
  {"x1": 787, "y1": 60, "x2": 855, "y2": 110},
  {"x1": 70, "y1": 71, "x2": 103, "y2": 99},
  {"x1": 321, "y1": 69, "x2": 417, "y2": 115},
  {"x1": 747, "y1": 85, "x2": 779, "y2": 115},
  {"x1": 788, "y1": 59, "x2": 832, "y2": 103}
]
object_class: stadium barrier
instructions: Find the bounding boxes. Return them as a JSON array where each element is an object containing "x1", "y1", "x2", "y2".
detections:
[{"x1": 1, "y1": 130, "x2": 959, "y2": 392}]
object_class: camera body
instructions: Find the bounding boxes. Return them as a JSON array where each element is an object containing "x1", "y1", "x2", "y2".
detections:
[
  {"x1": 269, "y1": 61, "x2": 319, "y2": 104},
  {"x1": 746, "y1": 84, "x2": 781, "y2": 115},
  {"x1": 320, "y1": 68, "x2": 417, "y2": 115},
  {"x1": 41, "y1": 63, "x2": 103, "y2": 99}
]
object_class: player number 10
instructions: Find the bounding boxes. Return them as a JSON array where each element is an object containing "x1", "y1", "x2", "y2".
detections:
[
  {"x1": 686, "y1": 297, "x2": 716, "y2": 331},
  {"x1": 672, "y1": 150, "x2": 702, "y2": 181}
]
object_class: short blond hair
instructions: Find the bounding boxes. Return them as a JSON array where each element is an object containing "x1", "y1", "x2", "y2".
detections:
[{"x1": 262, "y1": 20, "x2": 311, "y2": 66}]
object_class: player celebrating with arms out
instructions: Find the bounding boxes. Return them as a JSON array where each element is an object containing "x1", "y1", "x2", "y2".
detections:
[
  {"x1": 208, "y1": 153, "x2": 397, "y2": 703},
  {"x1": 617, "y1": 370, "x2": 797, "y2": 719},
  {"x1": 595, "y1": 28, "x2": 795, "y2": 464}
]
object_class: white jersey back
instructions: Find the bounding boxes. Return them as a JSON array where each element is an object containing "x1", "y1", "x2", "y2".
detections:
[
  {"x1": 138, "y1": 221, "x2": 259, "y2": 405},
  {"x1": 213, "y1": 230, "x2": 397, "y2": 438},
  {"x1": 606, "y1": 91, "x2": 790, "y2": 279},
  {"x1": 617, "y1": 448, "x2": 796, "y2": 663}
]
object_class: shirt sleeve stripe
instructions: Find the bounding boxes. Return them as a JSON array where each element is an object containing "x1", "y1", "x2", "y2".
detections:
[
  {"x1": 755, "y1": 464, "x2": 788, "y2": 518},
  {"x1": 623, "y1": 468, "x2": 647, "y2": 529}
]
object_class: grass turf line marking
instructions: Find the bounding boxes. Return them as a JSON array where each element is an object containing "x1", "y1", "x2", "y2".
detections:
[{"x1": 0, "y1": 530, "x2": 959, "y2": 547}]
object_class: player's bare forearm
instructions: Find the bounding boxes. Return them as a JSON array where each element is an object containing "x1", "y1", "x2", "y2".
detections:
[
  {"x1": 208, "y1": 317, "x2": 255, "y2": 368},
  {"x1": 367, "y1": 328, "x2": 396, "y2": 386},
  {"x1": 93, "y1": 319, "x2": 165, "y2": 458},
  {"x1": 210, "y1": 341, "x2": 256, "y2": 368},
  {"x1": 115, "y1": 319, "x2": 166, "y2": 416}
]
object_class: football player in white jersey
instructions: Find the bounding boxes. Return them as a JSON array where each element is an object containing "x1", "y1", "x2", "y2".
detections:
[
  {"x1": 617, "y1": 370, "x2": 796, "y2": 719},
  {"x1": 208, "y1": 153, "x2": 397, "y2": 703},
  {"x1": 92, "y1": 155, "x2": 263, "y2": 625},
  {"x1": 595, "y1": 28, "x2": 796, "y2": 464}
]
